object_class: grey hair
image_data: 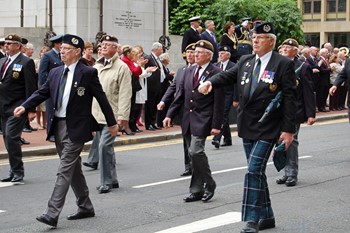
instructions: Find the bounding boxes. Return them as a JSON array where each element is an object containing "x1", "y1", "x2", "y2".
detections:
[
  {"x1": 159, "y1": 52, "x2": 170, "y2": 62},
  {"x1": 151, "y1": 42, "x2": 163, "y2": 51},
  {"x1": 204, "y1": 20, "x2": 214, "y2": 28}
]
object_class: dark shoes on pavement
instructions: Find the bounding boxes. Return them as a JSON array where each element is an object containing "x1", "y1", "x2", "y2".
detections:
[
  {"x1": 20, "y1": 138, "x2": 30, "y2": 145},
  {"x1": 36, "y1": 214, "x2": 58, "y2": 228},
  {"x1": 1, "y1": 174, "x2": 24, "y2": 183},
  {"x1": 211, "y1": 140, "x2": 220, "y2": 149},
  {"x1": 241, "y1": 221, "x2": 259, "y2": 233},
  {"x1": 202, "y1": 182, "x2": 216, "y2": 202},
  {"x1": 66, "y1": 211, "x2": 95, "y2": 220},
  {"x1": 183, "y1": 192, "x2": 204, "y2": 202},
  {"x1": 276, "y1": 176, "x2": 297, "y2": 186},
  {"x1": 180, "y1": 169, "x2": 192, "y2": 176},
  {"x1": 96, "y1": 183, "x2": 119, "y2": 194},
  {"x1": 258, "y1": 218, "x2": 275, "y2": 230},
  {"x1": 83, "y1": 162, "x2": 98, "y2": 170}
]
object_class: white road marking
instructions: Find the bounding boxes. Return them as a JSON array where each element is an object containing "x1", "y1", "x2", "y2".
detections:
[
  {"x1": 133, "y1": 156, "x2": 312, "y2": 188},
  {"x1": 0, "y1": 182, "x2": 13, "y2": 188},
  {"x1": 0, "y1": 210, "x2": 6, "y2": 213},
  {"x1": 155, "y1": 212, "x2": 241, "y2": 233}
]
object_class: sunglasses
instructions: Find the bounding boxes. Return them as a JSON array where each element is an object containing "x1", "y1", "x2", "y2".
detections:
[{"x1": 4, "y1": 42, "x2": 18, "y2": 45}]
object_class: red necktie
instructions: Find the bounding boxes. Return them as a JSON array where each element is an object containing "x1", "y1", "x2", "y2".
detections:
[
  {"x1": 193, "y1": 66, "x2": 202, "y2": 87},
  {"x1": 1, "y1": 58, "x2": 11, "y2": 78},
  {"x1": 220, "y1": 63, "x2": 224, "y2": 70}
]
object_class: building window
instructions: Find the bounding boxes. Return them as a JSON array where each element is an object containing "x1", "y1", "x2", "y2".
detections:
[
  {"x1": 327, "y1": 0, "x2": 346, "y2": 13},
  {"x1": 314, "y1": 1, "x2": 321, "y2": 13},
  {"x1": 303, "y1": 0, "x2": 321, "y2": 14},
  {"x1": 305, "y1": 33, "x2": 320, "y2": 47},
  {"x1": 328, "y1": 33, "x2": 350, "y2": 48}
]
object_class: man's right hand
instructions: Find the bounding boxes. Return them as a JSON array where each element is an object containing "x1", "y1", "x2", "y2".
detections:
[
  {"x1": 13, "y1": 106, "x2": 25, "y2": 118},
  {"x1": 157, "y1": 102, "x2": 165, "y2": 111},
  {"x1": 329, "y1": 85, "x2": 337, "y2": 96},
  {"x1": 163, "y1": 117, "x2": 172, "y2": 128},
  {"x1": 198, "y1": 81, "x2": 212, "y2": 95}
]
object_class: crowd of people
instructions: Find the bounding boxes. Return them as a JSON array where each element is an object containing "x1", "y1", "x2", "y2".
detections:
[{"x1": 0, "y1": 14, "x2": 349, "y2": 232}]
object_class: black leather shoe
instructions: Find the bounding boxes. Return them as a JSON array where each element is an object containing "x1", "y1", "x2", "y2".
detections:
[
  {"x1": 96, "y1": 182, "x2": 119, "y2": 190},
  {"x1": 11, "y1": 174, "x2": 24, "y2": 183},
  {"x1": 241, "y1": 221, "x2": 259, "y2": 233},
  {"x1": 259, "y1": 218, "x2": 275, "y2": 230},
  {"x1": 146, "y1": 125, "x2": 156, "y2": 131},
  {"x1": 98, "y1": 185, "x2": 110, "y2": 194},
  {"x1": 183, "y1": 192, "x2": 204, "y2": 202},
  {"x1": 202, "y1": 182, "x2": 216, "y2": 202},
  {"x1": 1, "y1": 175, "x2": 14, "y2": 182},
  {"x1": 22, "y1": 127, "x2": 32, "y2": 133},
  {"x1": 83, "y1": 162, "x2": 98, "y2": 170},
  {"x1": 66, "y1": 211, "x2": 95, "y2": 220},
  {"x1": 48, "y1": 136, "x2": 55, "y2": 142},
  {"x1": 180, "y1": 169, "x2": 192, "y2": 176},
  {"x1": 318, "y1": 108, "x2": 329, "y2": 112},
  {"x1": 152, "y1": 124, "x2": 161, "y2": 130},
  {"x1": 20, "y1": 138, "x2": 30, "y2": 145},
  {"x1": 211, "y1": 140, "x2": 220, "y2": 149},
  {"x1": 36, "y1": 214, "x2": 58, "y2": 227},
  {"x1": 221, "y1": 142, "x2": 232, "y2": 147},
  {"x1": 285, "y1": 177, "x2": 297, "y2": 186},
  {"x1": 276, "y1": 176, "x2": 287, "y2": 184}
]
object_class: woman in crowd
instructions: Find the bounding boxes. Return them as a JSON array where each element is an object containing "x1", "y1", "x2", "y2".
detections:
[
  {"x1": 81, "y1": 41, "x2": 96, "y2": 66},
  {"x1": 329, "y1": 54, "x2": 344, "y2": 110},
  {"x1": 220, "y1": 22, "x2": 238, "y2": 63}
]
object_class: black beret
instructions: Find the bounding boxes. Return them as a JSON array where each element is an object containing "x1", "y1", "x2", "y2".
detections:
[
  {"x1": 195, "y1": 40, "x2": 214, "y2": 52},
  {"x1": 62, "y1": 34, "x2": 84, "y2": 51},
  {"x1": 5, "y1": 34, "x2": 22, "y2": 43},
  {"x1": 101, "y1": 35, "x2": 118, "y2": 43},
  {"x1": 254, "y1": 22, "x2": 276, "y2": 35},
  {"x1": 219, "y1": 45, "x2": 231, "y2": 53},
  {"x1": 21, "y1": 38, "x2": 28, "y2": 45}
]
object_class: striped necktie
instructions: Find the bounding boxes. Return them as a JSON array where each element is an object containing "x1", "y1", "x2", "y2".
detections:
[
  {"x1": 56, "y1": 67, "x2": 69, "y2": 109},
  {"x1": 249, "y1": 58, "x2": 261, "y2": 97}
]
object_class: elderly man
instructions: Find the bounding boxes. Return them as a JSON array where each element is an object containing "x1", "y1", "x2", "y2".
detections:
[
  {"x1": 88, "y1": 35, "x2": 132, "y2": 194},
  {"x1": 200, "y1": 20, "x2": 218, "y2": 63},
  {"x1": 13, "y1": 34, "x2": 119, "y2": 228},
  {"x1": 164, "y1": 40, "x2": 224, "y2": 203},
  {"x1": 158, "y1": 43, "x2": 196, "y2": 176},
  {"x1": 211, "y1": 45, "x2": 236, "y2": 149},
  {"x1": 0, "y1": 34, "x2": 37, "y2": 183},
  {"x1": 198, "y1": 22, "x2": 297, "y2": 233},
  {"x1": 277, "y1": 38, "x2": 316, "y2": 187},
  {"x1": 181, "y1": 16, "x2": 201, "y2": 60}
]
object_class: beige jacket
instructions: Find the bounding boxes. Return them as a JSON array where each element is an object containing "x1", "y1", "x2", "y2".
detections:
[{"x1": 92, "y1": 53, "x2": 132, "y2": 124}]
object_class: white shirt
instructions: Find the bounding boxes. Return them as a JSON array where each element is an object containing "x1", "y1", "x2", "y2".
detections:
[
  {"x1": 55, "y1": 61, "x2": 78, "y2": 117},
  {"x1": 220, "y1": 60, "x2": 229, "y2": 71},
  {"x1": 3, "y1": 52, "x2": 20, "y2": 78},
  {"x1": 196, "y1": 62, "x2": 210, "y2": 80},
  {"x1": 152, "y1": 52, "x2": 166, "y2": 82},
  {"x1": 255, "y1": 51, "x2": 273, "y2": 82}
]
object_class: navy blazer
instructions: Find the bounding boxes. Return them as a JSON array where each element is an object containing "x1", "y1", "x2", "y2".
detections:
[
  {"x1": 38, "y1": 49, "x2": 63, "y2": 85},
  {"x1": 167, "y1": 63, "x2": 224, "y2": 137},
  {"x1": 21, "y1": 61, "x2": 116, "y2": 143},
  {"x1": 334, "y1": 58, "x2": 350, "y2": 108},
  {"x1": 0, "y1": 53, "x2": 37, "y2": 116},
  {"x1": 161, "y1": 65, "x2": 187, "y2": 106},
  {"x1": 200, "y1": 30, "x2": 218, "y2": 63},
  {"x1": 209, "y1": 52, "x2": 297, "y2": 140}
]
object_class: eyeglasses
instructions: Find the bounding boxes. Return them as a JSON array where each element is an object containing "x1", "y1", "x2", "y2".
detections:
[
  {"x1": 101, "y1": 42, "x2": 116, "y2": 47},
  {"x1": 4, "y1": 42, "x2": 18, "y2": 45},
  {"x1": 281, "y1": 45, "x2": 295, "y2": 50},
  {"x1": 252, "y1": 35, "x2": 272, "y2": 40},
  {"x1": 59, "y1": 46, "x2": 76, "y2": 51},
  {"x1": 194, "y1": 50, "x2": 210, "y2": 54}
]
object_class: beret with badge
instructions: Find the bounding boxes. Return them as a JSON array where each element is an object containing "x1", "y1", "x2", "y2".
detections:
[
  {"x1": 185, "y1": 43, "x2": 196, "y2": 52},
  {"x1": 219, "y1": 45, "x2": 231, "y2": 53},
  {"x1": 195, "y1": 40, "x2": 214, "y2": 53},
  {"x1": 62, "y1": 34, "x2": 84, "y2": 51},
  {"x1": 254, "y1": 22, "x2": 276, "y2": 35},
  {"x1": 101, "y1": 35, "x2": 118, "y2": 43},
  {"x1": 5, "y1": 33, "x2": 22, "y2": 44},
  {"x1": 281, "y1": 38, "x2": 299, "y2": 48},
  {"x1": 49, "y1": 34, "x2": 63, "y2": 43}
]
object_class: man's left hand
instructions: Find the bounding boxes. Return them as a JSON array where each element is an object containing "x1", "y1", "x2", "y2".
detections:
[
  {"x1": 211, "y1": 128, "x2": 220, "y2": 135},
  {"x1": 279, "y1": 132, "x2": 294, "y2": 150}
]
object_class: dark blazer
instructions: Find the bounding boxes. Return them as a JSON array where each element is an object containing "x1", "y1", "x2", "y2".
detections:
[
  {"x1": 145, "y1": 53, "x2": 161, "y2": 92},
  {"x1": 334, "y1": 58, "x2": 350, "y2": 107},
  {"x1": 294, "y1": 58, "x2": 316, "y2": 123},
  {"x1": 167, "y1": 63, "x2": 225, "y2": 137},
  {"x1": 38, "y1": 49, "x2": 63, "y2": 85},
  {"x1": 0, "y1": 53, "x2": 37, "y2": 116},
  {"x1": 209, "y1": 52, "x2": 297, "y2": 140},
  {"x1": 21, "y1": 61, "x2": 116, "y2": 143},
  {"x1": 318, "y1": 56, "x2": 331, "y2": 86},
  {"x1": 161, "y1": 65, "x2": 187, "y2": 106},
  {"x1": 181, "y1": 28, "x2": 201, "y2": 56},
  {"x1": 200, "y1": 30, "x2": 218, "y2": 63},
  {"x1": 220, "y1": 33, "x2": 238, "y2": 63}
]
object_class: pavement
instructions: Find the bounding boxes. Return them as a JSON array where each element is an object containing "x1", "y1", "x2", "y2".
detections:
[{"x1": 0, "y1": 109, "x2": 348, "y2": 159}]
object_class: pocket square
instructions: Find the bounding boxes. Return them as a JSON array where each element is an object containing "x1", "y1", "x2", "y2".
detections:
[{"x1": 273, "y1": 141, "x2": 286, "y2": 172}]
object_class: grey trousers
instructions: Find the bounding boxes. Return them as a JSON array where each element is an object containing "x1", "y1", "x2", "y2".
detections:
[
  {"x1": 188, "y1": 135, "x2": 215, "y2": 193},
  {"x1": 88, "y1": 124, "x2": 118, "y2": 186},
  {"x1": 284, "y1": 124, "x2": 300, "y2": 178},
  {"x1": 86, "y1": 136, "x2": 99, "y2": 165},
  {"x1": 46, "y1": 119, "x2": 94, "y2": 219}
]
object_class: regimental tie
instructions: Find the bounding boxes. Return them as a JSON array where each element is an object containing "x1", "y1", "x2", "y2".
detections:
[
  {"x1": 193, "y1": 66, "x2": 202, "y2": 87},
  {"x1": 0, "y1": 57, "x2": 11, "y2": 79},
  {"x1": 56, "y1": 67, "x2": 69, "y2": 109},
  {"x1": 249, "y1": 58, "x2": 261, "y2": 97}
]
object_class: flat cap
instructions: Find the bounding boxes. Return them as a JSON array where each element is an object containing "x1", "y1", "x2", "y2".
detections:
[
  {"x1": 254, "y1": 22, "x2": 276, "y2": 35},
  {"x1": 189, "y1": 16, "x2": 201, "y2": 22},
  {"x1": 185, "y1": 43, "x2": 196, "y2": 51},
  {"x1": 62, "y1": 34, "x2": 84, "y2": 51},
  {"x1": 195, "y1": 40, "x2": 214, "y2": 53},
  {"x1": 219, "y1": 45, "x2": 231, "y2": 53},
  {"x1": 281, "y1": 38, "x2": 299, "y2": 48},
  {"x1": 5, "y1": 34, "x2": 22, "y2": 43},
  {"x1": 101, "y1": 35, "x2": 118, "y2": 43},
  {"x1": 49, "y1": 34, "x2": 63, "y2": 43}
]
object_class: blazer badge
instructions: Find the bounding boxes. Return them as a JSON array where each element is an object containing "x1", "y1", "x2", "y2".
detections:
[
  {"x1": 12, "y1": 71, "x2": 20, "y2": 79},
  {"x1": 77, "y1": 87, "x2": 85, "y2": 96}
]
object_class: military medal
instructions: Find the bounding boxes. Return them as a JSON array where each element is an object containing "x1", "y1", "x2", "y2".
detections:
[
  {"x1": 74, "y1": 81, "x2": 78, "y2": 88},
  {"x1": 245, "y1": 62, "x2": 251, "y2": 67},
  {"x1": 77, "y1": 87, "x2": 85, "y2": 96},
  {"x1": 241, "y1": 72, "x2": 248, "y2": 85},
  {"x1": 12, "y1": 71, "x2": 19, "y2": 79}
]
